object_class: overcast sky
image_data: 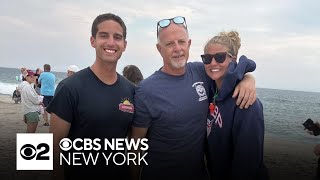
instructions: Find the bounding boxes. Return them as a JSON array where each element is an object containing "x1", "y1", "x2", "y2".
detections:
[{"x1": 1, "y1": 0, "x2": 319, "y2": 92}]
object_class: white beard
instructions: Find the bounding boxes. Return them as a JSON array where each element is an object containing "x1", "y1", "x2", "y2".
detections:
[{"x1": 171, "y1": 58, "x2": 187, "y2": 69}]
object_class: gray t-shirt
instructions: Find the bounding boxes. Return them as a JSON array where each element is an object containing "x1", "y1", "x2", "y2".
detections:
[{"x1": 133, "y1": 62, "x2": 210, "y2": 180}]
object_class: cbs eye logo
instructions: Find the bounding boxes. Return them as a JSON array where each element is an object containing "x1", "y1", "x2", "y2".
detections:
[
  {"x1": 59, "y1": 138, "x2": 72, "y2": 151},
  {"x1": 20, "y1": 143, "x2": 50, "y2": 160}
]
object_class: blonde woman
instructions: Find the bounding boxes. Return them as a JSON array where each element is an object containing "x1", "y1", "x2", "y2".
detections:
[{"x1": 203, "y1": 31, "x2": 268, "y2": 180}]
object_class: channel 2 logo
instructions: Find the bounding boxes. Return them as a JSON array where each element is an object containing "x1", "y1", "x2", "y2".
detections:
[
  {"x1": 16, "y1": 133, "x2": 53, "y2": 170},
  {"x1": 20, "y1": 143, "x2": 50, "y2": 160}
]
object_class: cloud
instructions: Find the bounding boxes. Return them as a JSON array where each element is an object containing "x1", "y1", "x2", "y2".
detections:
[{"x1": 0, "y1": 0, "x2": 319, "y2": 92}]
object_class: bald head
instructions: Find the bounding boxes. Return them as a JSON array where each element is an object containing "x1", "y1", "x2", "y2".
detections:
[
  {"x1": 156, "y1": 23, "x2": 191, "y2": 76},
  {"x1": 157, "y1": 23, "x2": 188, "y2": 43}
]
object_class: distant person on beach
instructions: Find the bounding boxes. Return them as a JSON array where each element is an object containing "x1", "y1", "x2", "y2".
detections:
[
  {"x1": 47, "y1": 13, "x2": 134, "y2": 180},
  {"x1": 306, "y1": 121, "x2": 320, "y2": 179},
  {"x1": 38, "y1": 64, "x2": 55, "y2": 126},
  {"x1": 12, "y1": 87, "x2": 21, "y2": 104},
  {"x1": 203, "y1": 31, "x2": 268, "y2": 180},
  {"x1": 18, "y1": 67, "x2": 26, "y2": 82},
  {"x1": 19, "y1": 70, "x2": 42, "y2": 133},
  {"x1": 34, "y1": 68, "x2": 45, "y2": 118},
  {"x1": 305, "y1": 120, "x2": 320, "y2": 156},
  {"x1": 122, "y1": 65, "x2": 144, "y2": 85},
  {"x1": 67, "y1": 65, "x2": 79, "y2": 77},
  {"x1": 34, "y1": 68, "x2": 42, "y2": 95},
  {"x1": 131, "y1": 16, "x2": 256, "y2": 180}
]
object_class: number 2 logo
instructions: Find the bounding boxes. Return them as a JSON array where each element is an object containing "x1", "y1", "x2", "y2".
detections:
[{"x1": 20, "y1": 143, "x2": 50, "y2": 160}]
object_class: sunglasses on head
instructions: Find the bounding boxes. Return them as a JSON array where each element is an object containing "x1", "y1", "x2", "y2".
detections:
[
  {"x1": 201, "y1": 52, "x2": 234, "y2": 64},
  {"x1": 157, "y1": 16, "x2": 187, "y2": 37}
]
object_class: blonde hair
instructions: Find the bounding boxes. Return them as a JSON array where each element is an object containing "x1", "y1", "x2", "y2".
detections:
[{"x1": 204, "y1": 31, "x2": 241, "y2": 57}]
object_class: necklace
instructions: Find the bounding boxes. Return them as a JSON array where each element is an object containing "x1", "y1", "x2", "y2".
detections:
[{"x1": 209, "y1": 88, "x2": 218, "y2": 114}]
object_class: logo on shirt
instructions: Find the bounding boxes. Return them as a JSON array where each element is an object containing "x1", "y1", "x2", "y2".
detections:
[
  {"x1": 207, "y1": 118, "x2": 214, "y2": 137},
  {"x1": 207, "y1": 105, "x2": 223, "y2": 137},
  {"x1": 192, "y1": 82, "x2": 207, "y2": 102},
  {"x1": 119, "y1": 98, "x2": 134, "y2": 113}
]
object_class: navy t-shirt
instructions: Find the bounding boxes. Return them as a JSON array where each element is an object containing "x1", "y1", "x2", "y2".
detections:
[
  {"x1": 133, "y1": 62, "x2": 210, "y2": 180},
  {"x1": 47, "y1": 67, "x2": 135, "y2": 180}
]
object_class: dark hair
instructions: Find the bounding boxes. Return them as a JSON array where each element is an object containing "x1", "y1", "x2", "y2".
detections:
[
  {"x1": 91, "y1": 13, "x2": 127, "y2": 39},
  {"x1": 43, "y1": 64, "x2": 51, "y2": 71},
  {"x1": 123, "y1": 65, "x2": 144, "y2": 85},
  {"x1": 35, "y1": 68, "x2": 41, "y2": 74}
]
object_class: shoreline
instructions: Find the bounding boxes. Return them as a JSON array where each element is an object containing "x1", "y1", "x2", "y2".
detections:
[{"x1": 0, "y1": 94, "x2": 318, "y2": 179}]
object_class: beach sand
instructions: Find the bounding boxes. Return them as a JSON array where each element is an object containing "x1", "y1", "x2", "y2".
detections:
[
  {"x1": 0, "y1": 94, "x2": 318, "y2": 180},
  {"x1": 0, "y1": 95, "x2": 51, "y2": 180},
  {"x1": 264, "y1": 136, "x2": 318, "y2": 180}
]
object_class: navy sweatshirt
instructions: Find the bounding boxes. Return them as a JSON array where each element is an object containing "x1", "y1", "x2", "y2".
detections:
[{"x1": 206, "y1": 56, "x2": 268, "y2": 180}]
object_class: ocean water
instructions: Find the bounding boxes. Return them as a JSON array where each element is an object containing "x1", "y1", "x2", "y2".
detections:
[
  {"x1": 1, "y1": 67, "x2": 320, "y2": 144},
  {"x1": 0, "y1": 67, "x2": 66, "y2": 95},
  {"x1": 257, "y1": 88, "x2": 320, "y2": 144}
]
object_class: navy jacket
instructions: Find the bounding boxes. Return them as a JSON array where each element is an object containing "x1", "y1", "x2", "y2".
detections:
[{"x1": 206, "y1": 56, "x2": 268, "y2": 180}]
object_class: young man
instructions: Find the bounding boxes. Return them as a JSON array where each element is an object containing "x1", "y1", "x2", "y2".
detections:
[
  {"x1": 38, "y1": 64, "x2": 56, "y2": 126},
  {"x1": 131, "y1": 16, "x2": 256, "y2": 180},
  {"x1": 47, "y1": 13, "x2": 134, "y2": 180}
]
